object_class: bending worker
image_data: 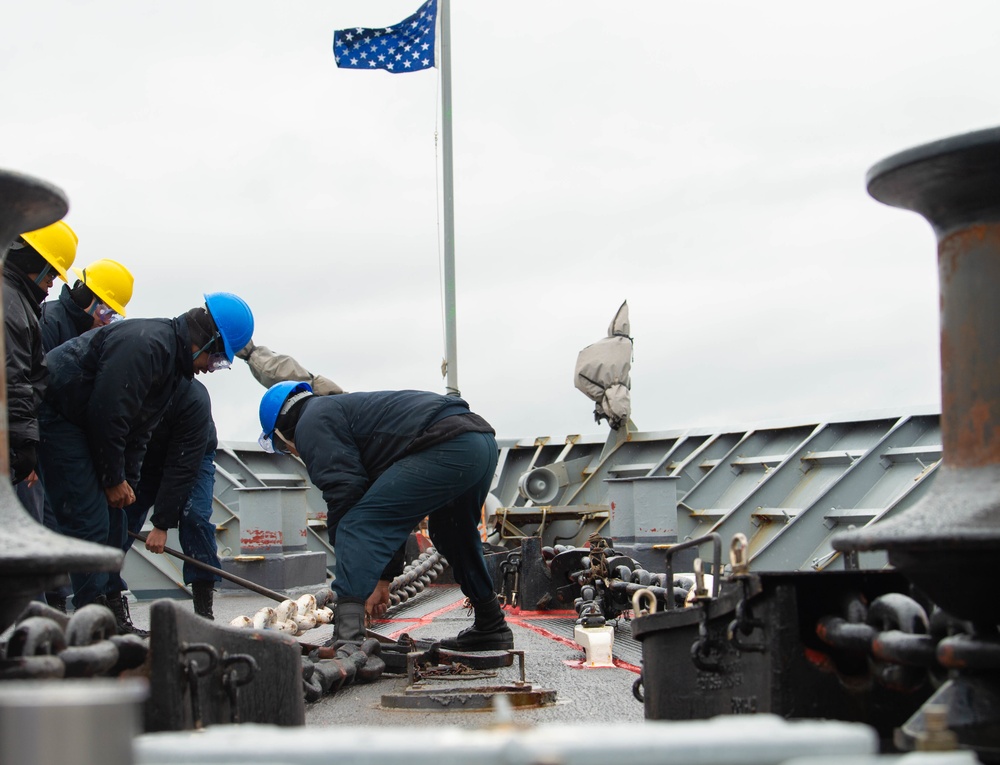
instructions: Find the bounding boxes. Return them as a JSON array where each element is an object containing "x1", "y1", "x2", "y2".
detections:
[
  {"x1": 115, "y1": 378, "x2": 221, "y2": 622},
  {"x1": 38, "y1": 292, "x2": 254, "y2": 631},
  {"x1": 258, "y1": 384, "x2": 512, "y2": 651}
]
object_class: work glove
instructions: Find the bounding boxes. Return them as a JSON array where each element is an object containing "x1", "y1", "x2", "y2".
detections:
[
  {"x1": 236, "y1": 340, "x2": 255, "y2": 360},
  {"x1": 9, "y1": 439, "x2": 38, "y2": 484}
]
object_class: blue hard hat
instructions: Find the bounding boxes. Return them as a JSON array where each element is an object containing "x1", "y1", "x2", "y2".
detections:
[
  {"x1": 204, "y1": 292, "x2": 254, "y2": 362},
  {"x1": 259, "y1": 380, "x2": 312, "y2": 452}
]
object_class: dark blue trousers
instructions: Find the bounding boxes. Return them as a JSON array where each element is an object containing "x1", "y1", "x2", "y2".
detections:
[
  {"x1": 15, "y1": 478, "x2": 74, "y2": 604},
  {"x1": 118, "y1": 452, "x2": 221, "y2": 587},
  {"x1": 330, "y1": 431, "x2": 498, "y2": 604},
  {"x1": 14, "y1": 479, "x2": 44, "y2": 524},
  {"x1": 36, "y1": 404, "x2": 121, "y2": 608}
]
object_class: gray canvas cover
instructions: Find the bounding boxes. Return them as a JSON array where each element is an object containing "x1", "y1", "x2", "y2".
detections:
[{"x1": 574, "y1": 301, "x2": 632, "y2": 429}]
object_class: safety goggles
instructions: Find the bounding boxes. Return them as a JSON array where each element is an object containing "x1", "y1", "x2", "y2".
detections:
[
  {"x1": 192, "y1": 332, "x2": 231, "y2": 372},
  {"x1": 258, "y1": 428, "x2": 290, "y2": 455},
  {"x1": 206, "y1": 352, "x2": 231, "y2": 372},
  {"x1": 88, "y1": 301, "x2": 122, "y2": 326},
  {"x1": 32, "y1": 263, "x2": 58, "y2": 286}
]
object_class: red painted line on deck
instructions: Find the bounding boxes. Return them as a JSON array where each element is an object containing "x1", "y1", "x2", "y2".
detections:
[
  {"x1": 505, "y1": 613, "x2": 641, "y2": 674},
  {"x1": 505, "y1": 616, "x2": 581, "y2": 649},
  {"x1": 373, "y1": 598, "x2": 641, "y2": 673},
  {"x1": 373, "y1": 595, "x2": 469, "y2": 640},
  {"x1": 507, "y1": 608, "x2": 577, "y2": 618}
]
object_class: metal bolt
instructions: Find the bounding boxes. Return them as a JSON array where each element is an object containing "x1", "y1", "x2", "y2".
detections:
[{"x1": 916, "y1": 704, "x2": 958, "y2": 751}]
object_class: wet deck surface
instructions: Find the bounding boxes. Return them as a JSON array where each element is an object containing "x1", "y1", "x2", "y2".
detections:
[{"x1": 130, "y1": 584, "x2": 646, "y2": 728}]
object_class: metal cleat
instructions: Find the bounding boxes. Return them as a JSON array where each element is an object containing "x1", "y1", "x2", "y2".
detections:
[
  {"x1": 145, "y1": 599, "x2": 304, "y2": 731},
  {"x1": 573, "y1": 623, "x2": 615, "y2": 668}
]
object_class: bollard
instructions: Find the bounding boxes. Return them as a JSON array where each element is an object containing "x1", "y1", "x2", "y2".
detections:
[
  {"x1": 832, "y1": 126, "x2": 1000, "y2": 757},
  {"x1": 0, "y1": 170, "x2": 123, "y2": 633},
  {"x1": 222, "y1": 485, "x2": 325, "y2": 591},
  {"x1": 832, "y1": 127, "x2": 1000, "y2": 623},
  {"x1": 234, "y1": 487, "x2": 283, "y2": 555},
  {"x1": 0, "y1": 679, "x2": 147, "y2": 764}
]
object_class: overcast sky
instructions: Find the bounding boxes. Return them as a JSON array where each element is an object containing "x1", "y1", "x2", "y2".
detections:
[{"x1": 4, "y1": 1, "x2": 997, "y2": 443}]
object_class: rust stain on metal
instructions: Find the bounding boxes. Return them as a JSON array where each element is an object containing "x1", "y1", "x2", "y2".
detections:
[
  {"x1": 803, "y1": 647, "x2": 835, "y2": 672},
  {"x1": 935, "y1": 642, "x2": 964, "y2": 669},
  {"x1": 937, "y1": 223, "x2": 1000, "y2": 466},
  {"x1": 241, "y1": 530, "x2": 283, "y2": 549}
]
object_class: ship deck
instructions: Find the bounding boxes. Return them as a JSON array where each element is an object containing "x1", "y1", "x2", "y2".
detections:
[{"x1": 129, "y1": 583, "x2": 646, "y2": 727}]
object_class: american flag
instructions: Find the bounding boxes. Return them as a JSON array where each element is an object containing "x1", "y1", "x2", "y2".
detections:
[{"x1": 333, "y1": 0, "x2": 437, "y2": 74}]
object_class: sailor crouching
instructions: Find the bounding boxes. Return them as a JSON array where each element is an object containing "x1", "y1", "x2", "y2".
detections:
[{"x1": 257, "y1": 385, "x2": 513, "y2": 651}]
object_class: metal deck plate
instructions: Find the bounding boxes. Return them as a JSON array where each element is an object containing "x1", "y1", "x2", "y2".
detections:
[{"x1": 380, "y1": 683, "x2": 557, "y2": 711}]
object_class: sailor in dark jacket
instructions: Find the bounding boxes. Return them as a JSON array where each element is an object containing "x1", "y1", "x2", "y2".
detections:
[
  {"x1": 4, "y1": 251, "x2": 51, "y2": 486},
  {"x1": 3, "y1": 222, "x2": 77, "y2": 487},
  {"x1": 37, "y1": 292, "x2": 253, "y2": 627},
  {"x1": 114, "y1": 378, "x2": 222, "y2": 620},
  {"x1": 33, "y1": 259, "x2": 134, "y2": 612},
  {"x1": 258, "y1": 385, "x2": 511, "y2": 651}
]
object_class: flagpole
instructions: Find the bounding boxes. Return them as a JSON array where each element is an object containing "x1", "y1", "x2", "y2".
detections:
[{"x1": 439, "y1": 0, "x2": 459, "y2": 397}]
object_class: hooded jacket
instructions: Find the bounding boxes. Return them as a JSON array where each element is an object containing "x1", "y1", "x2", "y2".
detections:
[
  {"x1": 43, "y1": 316, "x2": 194, "y2": 488},
  {"x1": 39, "y1": 283, "x2": 94, "y2": 352}
]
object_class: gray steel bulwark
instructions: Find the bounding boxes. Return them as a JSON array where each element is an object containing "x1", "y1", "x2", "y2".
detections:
[
  {"x1": 488, "y1": 409, "x2": 940, "y2": 574},
  {"x1": 122, "y1": 409, "x2": 943, "y2": 597}
]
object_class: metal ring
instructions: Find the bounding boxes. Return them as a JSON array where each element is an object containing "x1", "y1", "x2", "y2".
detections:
[{"x1": 632, "y1": 588, "x2": 657, "y2": 615}]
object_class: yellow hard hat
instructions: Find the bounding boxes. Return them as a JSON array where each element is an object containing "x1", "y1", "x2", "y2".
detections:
[
  {"x1": 72, "y1": 259, "x2": 134, "y2": 317},
  {"x1": 20, "y1": 220, "x2": 78, "y2": 282}
]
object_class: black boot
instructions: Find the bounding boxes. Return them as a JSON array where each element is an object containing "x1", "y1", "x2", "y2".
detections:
[
  {"x1": 45, "y1": 593, "x2": 67, "y2": 614},
  {"x1": 192, "y1": 581, "x2": 215, "y2": 620},
  {"x1": 334, "y1": 598, "x2": 366, "y2": 643},
  {"x1": 439, "y1": 595, "x2": 513, "y2": 651},
  {"x1": 100, "y1": 593, "x2": 150, "y2": 638}
]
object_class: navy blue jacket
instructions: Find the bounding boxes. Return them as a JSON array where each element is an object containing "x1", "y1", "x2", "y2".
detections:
[
  {"x1": 140, "y1": 378, "x2": 217, "y2": 530},
  {"x1": 294, "y1": 390, "x2": 492, "y2": 529},
  {"x1": 43, "y1": 316, "x2": 194, "y2": 488},
  {"x1": 39, "y1": 284, "x2": 93, "y2": 353}
]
